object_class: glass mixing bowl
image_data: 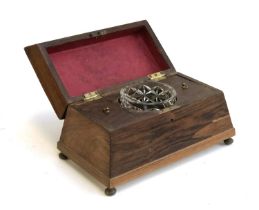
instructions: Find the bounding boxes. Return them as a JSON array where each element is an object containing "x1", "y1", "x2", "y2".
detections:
[{"x1": 120, "y1": 81, "x2": 177, "y2": 112}]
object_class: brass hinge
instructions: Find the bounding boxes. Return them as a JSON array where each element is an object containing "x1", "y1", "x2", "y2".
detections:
[
  {"x1": 147, "y1": 72, "x2": 166, "y2": 81},
  {"x1": 83, "y1": 91, "x2": 102, "y2": 102}
]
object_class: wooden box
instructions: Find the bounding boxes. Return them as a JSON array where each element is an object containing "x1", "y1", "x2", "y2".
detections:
[{"x1": 25, "y1": 20, "x2": 235, "y2": 196}]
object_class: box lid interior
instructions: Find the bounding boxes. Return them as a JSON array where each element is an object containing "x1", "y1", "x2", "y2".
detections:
[{"x1": 26, "y1": 21, "x2": 175, "y2": 119}]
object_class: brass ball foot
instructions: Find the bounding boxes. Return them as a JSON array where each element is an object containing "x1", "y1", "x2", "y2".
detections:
[
  {"x1": 59, "y1": 153, "x2": 68, "y2": 160},
  {"x1": 224, "y1": 138, "x2": 234, "y2": 145},
  {"x1": 105, "y1": 187, "x2": 116, "y2": 196}
]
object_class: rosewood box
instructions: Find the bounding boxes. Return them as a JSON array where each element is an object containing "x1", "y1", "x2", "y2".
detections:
[{"x1": 25, "y1": 20, "x2": 235, "y2": 196}]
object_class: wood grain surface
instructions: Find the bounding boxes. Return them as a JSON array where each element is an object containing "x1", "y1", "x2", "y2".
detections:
[
  {"x1": 110, "y1": 128, "x2": 235, "y2": 187},
  {"x1": 110, "y1": 93, "x2": 233, "y2": 177}
]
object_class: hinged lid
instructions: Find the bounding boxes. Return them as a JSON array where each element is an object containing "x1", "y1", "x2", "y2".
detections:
[{"x1": 25, "y1": 20, "x2": 175, "y2": 119}]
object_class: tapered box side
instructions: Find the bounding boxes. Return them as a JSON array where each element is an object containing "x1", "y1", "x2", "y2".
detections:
[
  {"x1": 58, "y1": 73, "x2": 235, "y2": 188},
  {"x1": 58, "y1": 107, "x2": 111, "y2": 186}
]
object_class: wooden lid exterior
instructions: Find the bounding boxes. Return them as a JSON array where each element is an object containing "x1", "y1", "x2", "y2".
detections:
[{"x1": 25, "y1": 20, "x2": 175, "y2": 119}]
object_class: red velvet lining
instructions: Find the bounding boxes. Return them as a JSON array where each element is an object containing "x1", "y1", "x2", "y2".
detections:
[{"x1": 47, "y1": 28, "x2": 169, "y2": 97}]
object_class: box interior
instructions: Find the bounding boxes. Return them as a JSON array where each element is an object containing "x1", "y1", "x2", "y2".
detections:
[{"x1": 47, "y1": 27, "x2": 170, "y2": 97}]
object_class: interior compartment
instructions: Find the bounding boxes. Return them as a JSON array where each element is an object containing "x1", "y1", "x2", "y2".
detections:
[{"x1": 47, "y1": 27, "x2": 169, "y2": 97}]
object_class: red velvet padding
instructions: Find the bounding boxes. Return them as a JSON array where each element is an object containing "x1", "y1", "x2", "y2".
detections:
[{"x1": 47, "y1": 29, "x2": 169, "y2": 97}]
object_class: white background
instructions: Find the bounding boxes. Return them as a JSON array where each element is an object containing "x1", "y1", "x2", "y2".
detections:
[{"x1": 0, "y1": 0, "x2": 258, "y2": 209}]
